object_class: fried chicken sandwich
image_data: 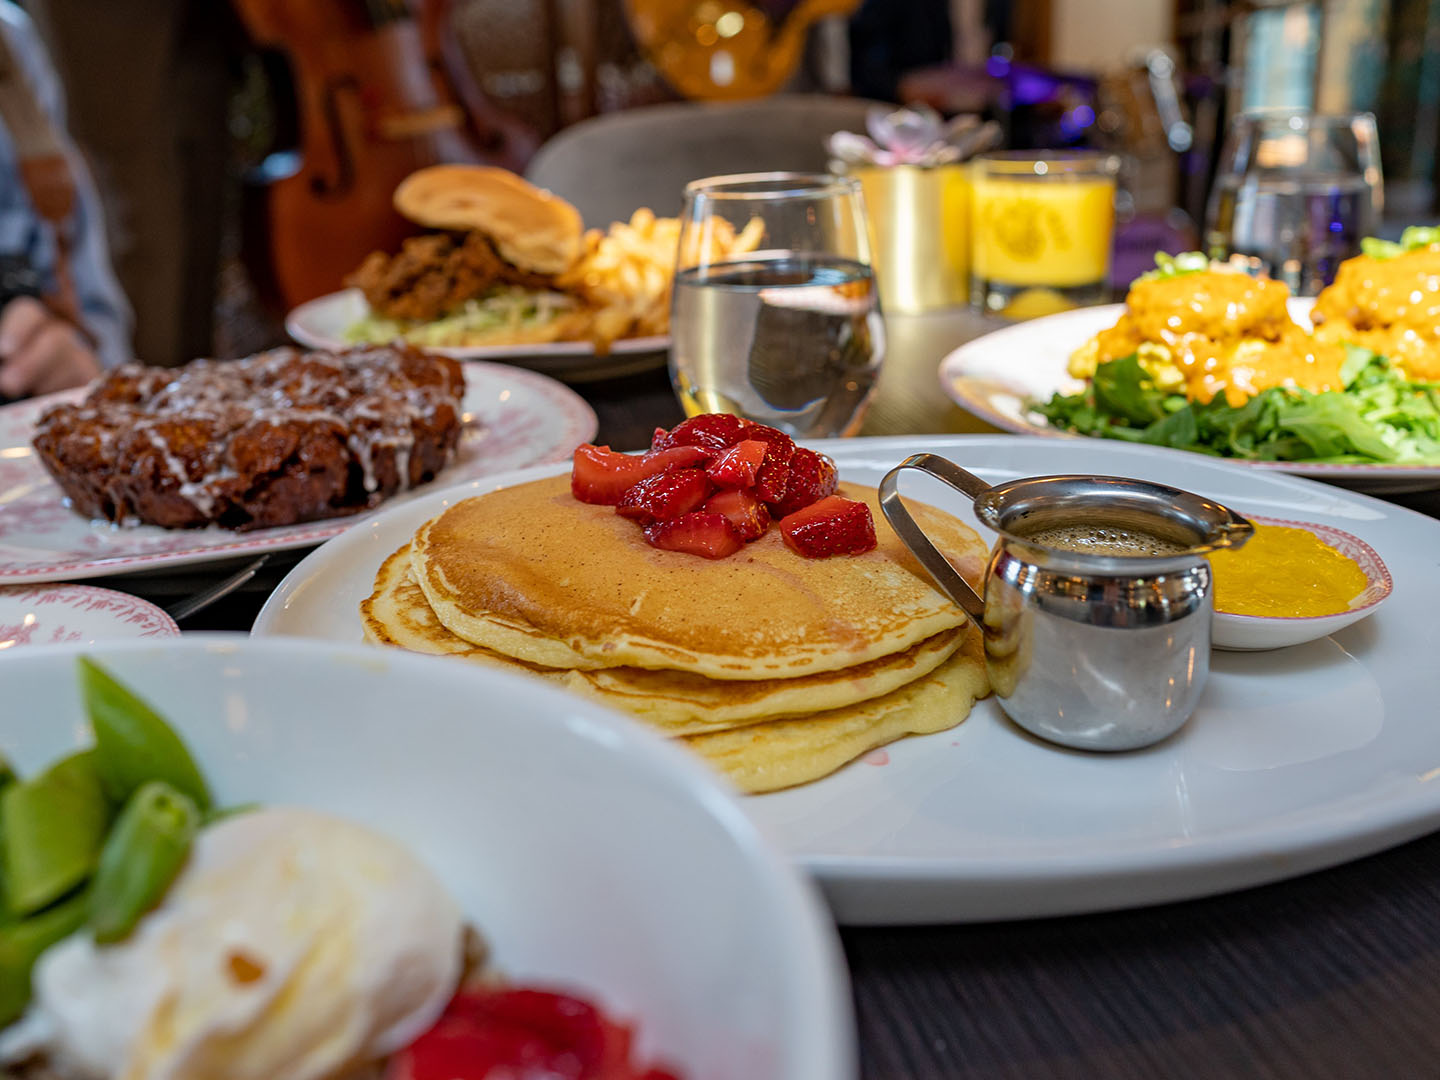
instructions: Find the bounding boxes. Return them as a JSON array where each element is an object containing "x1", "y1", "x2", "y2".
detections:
[{"x1": 345, "y1": 165, "x2": 593, "y2": 348}]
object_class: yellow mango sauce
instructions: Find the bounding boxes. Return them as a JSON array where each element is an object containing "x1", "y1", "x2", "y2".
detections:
[
  {"x1": 1206, "y1": 524, "x2": 1368, "y2": 617},
  {"x1": 1081, "y1": 270, "x2": 1345, "y2": 407},
  {"x1": 1312, "y1": 246, "x2": 1440, "y2": 381}
]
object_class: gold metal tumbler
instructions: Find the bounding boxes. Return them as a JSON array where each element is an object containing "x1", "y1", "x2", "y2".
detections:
[{"x1": 848, "y1": 163, "x2": 970, "y2": 313}]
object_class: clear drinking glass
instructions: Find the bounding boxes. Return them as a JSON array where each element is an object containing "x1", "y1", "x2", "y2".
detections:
[
  {"x1": 1205, "y1": 110, "x2": 1383, "y2": 295},
  {"x1": 669, "y1": 172, "x2": 885, "y2": 438}
]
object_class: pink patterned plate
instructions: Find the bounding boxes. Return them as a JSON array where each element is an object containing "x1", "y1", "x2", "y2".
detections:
[
  {"x1": 0, "y1": 360, "x2": 597, "y2": 583},
  {"x1": 1211, "y1": 515, "x2": 1393, "y2": 651},
  {"x1": 0, "y1": 583, "x2": 178, "y2": 648}
]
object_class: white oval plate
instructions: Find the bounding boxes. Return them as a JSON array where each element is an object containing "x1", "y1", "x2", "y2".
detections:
[
  {"x1": 252, "y1": 434, "x2": 1440, "y2": 926},
  {"x1": 0, "y1": 583, "x2": 178, "y2": 648},
  {"x1": 2, "y1": 636, "x2": 853, "y2": 1080},
  {"x1": 288, "y1": 289, "x2": 670, "y2": 382},
  {"x1": 938, "y1": 298, "x2": 1440, "y2": 494},
  {"x1": 1212, "y1": 515, "x2": 1393, "y2": 651},
  {"x1": 0, "y1": 361, "x2": 596, "y2": 584}
]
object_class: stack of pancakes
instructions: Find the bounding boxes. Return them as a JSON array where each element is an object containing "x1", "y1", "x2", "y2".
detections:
[{"x1": 362, "y1": 475, "x2": 991, "y2": 793}]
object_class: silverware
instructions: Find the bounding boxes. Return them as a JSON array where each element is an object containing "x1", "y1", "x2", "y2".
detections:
[
  {"x1": 164, "y1": 554, "x2": 271, "y2": 623},
  {"x1": 879, "y1": 454, "x2": 1252, "y2": 751}
]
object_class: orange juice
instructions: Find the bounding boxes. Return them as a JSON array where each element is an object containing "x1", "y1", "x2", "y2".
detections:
[{"x1": 970, "y1": 154, "x2": 1118, "y2": 310}]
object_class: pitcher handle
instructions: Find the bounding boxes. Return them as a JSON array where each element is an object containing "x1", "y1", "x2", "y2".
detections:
[{"x1": 878, "y1": 453, "x2": 988, "y2": 625}]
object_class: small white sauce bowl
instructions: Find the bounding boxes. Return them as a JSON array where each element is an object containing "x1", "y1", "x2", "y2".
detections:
[{"x1": 1211, "y1": 515, "x2": 1392, "y2": 651}]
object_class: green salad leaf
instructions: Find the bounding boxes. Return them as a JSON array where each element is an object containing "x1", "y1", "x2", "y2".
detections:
[
  {"x1": 1035, "y1": 349, "x2": 1440, "y2": 464},
  {"x1": 1359, "y1": 225, "x2": 1440, "y2": 260}
]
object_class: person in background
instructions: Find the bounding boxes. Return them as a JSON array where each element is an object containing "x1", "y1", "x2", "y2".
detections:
[
  {"x1": 0, "y1": 0, "x2": 129, "y2": 399},
  {"x1": 36, "y1": 0, "x2": 235, "y2": 369}
]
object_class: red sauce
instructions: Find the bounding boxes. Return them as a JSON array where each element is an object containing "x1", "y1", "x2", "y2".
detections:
[{"x1": 387, "y1": 987, "x2": 683, "y2": 1080}]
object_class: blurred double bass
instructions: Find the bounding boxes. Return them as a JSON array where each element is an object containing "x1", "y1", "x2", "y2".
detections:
[{"x1": 232, "y1": 0, "x2": 538, "y2": 310}]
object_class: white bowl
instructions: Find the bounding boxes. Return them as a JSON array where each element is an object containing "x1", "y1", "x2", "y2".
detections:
[
  {"x1": 1, "y1": 635, "x2": 854, "y2": 1080},
  {"x1": 1211, "y1": 516, "x2": 1393, "y2": 651}
]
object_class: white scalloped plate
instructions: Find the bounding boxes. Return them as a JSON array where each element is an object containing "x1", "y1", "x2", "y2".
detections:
[{"x1": 938, "y1": 298, "x2": 1440, "y2": 495}]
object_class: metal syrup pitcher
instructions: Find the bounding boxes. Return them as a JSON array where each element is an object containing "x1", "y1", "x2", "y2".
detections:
[{"x1": 879, "y1": 453, "x2": 1253, "y2": 751}]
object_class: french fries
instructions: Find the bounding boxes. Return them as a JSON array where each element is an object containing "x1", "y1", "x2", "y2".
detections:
[{"x1": 558, "y1": 209, "x2": 764, "y2": 353}]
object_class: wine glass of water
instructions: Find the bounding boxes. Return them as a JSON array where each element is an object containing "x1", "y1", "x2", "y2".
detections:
[
  {"x1": 1205, "y1": 111, "x2": 1383, "y2": 295},
  {"x1": 670, "y1": 172, "x2": 885, "y2": 438}
]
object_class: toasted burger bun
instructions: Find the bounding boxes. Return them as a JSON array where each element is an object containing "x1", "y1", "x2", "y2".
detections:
[{"x1": 394, "y1": 165, "x2": 583, "y2": 276}]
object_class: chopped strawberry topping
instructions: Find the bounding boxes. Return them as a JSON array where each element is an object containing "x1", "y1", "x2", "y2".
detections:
[
  {"x1": 617, "y1": 467, "x2": 713, "y2": 523},
  {"x1": 573, "y1": 416, "x2": 857, "y2": 561},
  {"x1": 386, "y1": 987, "x2": 682, "y2": 1080},
  {"x1": 778, "y1": 495, "x2": 877, "y2": 558},
  {"x1": 702, "y1": 488, "x2": 771, "y2": 541},
  {"x1": 646, "y1": 445, "x2": 713, "y2": 469},
  {"x1": 643, "y1": 512, "x2": 744, "y2": 559},
  {"x1": 705, "y1": 439, "x2": 768, "y2": 488},
  {"x1": 769, "y1": 447, "x2": 839, "y2": 518},
  {"x1": 571, "y1": 444, "x2": 713, "y2": 505},
  {"x1": 741, "y1": 425, "x2": 795, "y2": 504},
  {"x1": 652, "y1": 413, "x2": 751, "y2": 453}
]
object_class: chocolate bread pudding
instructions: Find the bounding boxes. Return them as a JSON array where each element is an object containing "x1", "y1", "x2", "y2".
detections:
[{"x1": 31, "y1": 345, "x2": 466, "y2": 530}]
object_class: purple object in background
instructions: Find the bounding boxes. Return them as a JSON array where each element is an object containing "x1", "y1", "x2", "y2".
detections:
[{"x1": 1110, "y1": 210, "x2": 1200, "y2": 291}]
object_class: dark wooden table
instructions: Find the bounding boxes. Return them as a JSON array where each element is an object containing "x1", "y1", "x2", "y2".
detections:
[{"x1": 92, "y1": 311, "x2": 1440, "y2": 1079}]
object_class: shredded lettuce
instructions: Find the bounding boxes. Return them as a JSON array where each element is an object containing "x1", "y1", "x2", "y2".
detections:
[
  {"x1": 1135, "y1": 251, "x2": 1211, "y2": 282},
  {"x1": 345, "y1": 286, "x2": 578, "y2": 347},
  {"x1": 1359, "y1": 225, "x2": 1440, "y2": 260},
  {"x1": 1035, "y1": 348, "x2": 1440, "y2": 464}
]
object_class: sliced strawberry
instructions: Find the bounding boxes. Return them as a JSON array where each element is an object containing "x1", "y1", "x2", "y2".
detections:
[
  {"x1": 705, "y1": 439, "x2": 767, "y2": 488},
  {"x1": 644, "y1": 512, "x2": 744, "y2": 558},
  {"x1": 572, "y1": 444, "x2": 649, "y2": 504},
  {"x1": 617, "y1": 467, "x2": 713, "y2": 523},
  {"x1": 702, "y1": 488, "x2": 771, "y2": 541},
  {"x1": 742, "y1": 424, "x2": 796, "y2": 503},
  {"x1": 652, "y1": 413, "x2": 751, "y2": 452},
  {"x1": 643, "y1": 444, "x2": 713, "y2": 469},
  {"x1": 387, "y1": 987, "x2": 631, "y2": 1080},
  {"x1": 571, "y1": 444, "x2": 713, "y2": 505},
  {"x1": 779, "y1": 495, "x2": 877, "y2": 558},
  {"x1": 769, "y1": 447, "x2": 839, "y2": 517}
]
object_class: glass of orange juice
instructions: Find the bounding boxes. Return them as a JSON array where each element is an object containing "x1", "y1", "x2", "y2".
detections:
[{"x1": 970, "y1": 151, "x2": 1120, "y2": 318}]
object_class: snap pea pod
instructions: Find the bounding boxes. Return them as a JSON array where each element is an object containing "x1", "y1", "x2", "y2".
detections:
[
  {"x1": 1, "y1": 750, "x2": 110, "y2": 918},
  {"x1": 0, "y1": 889, "x2": 89, "y2": 1027},
  {"x1": 89, "y1": 781, "x2": 198, "y2": 944},
  {"x1": 78, "y1": 656, "x2": 212, "y2": 812}
]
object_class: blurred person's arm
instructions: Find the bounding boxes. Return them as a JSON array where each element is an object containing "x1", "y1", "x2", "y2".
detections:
[{"x1": 0, "y1": 2, "x2": 131, "y2": 398}]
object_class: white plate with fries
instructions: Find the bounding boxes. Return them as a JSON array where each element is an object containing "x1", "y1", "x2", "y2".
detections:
[
  {"x1": 289, "y1": 205, "x2": 765, "y2": 383},
  {"x1": 286, "y1": 289, "x2": 670, "y2": 383}
]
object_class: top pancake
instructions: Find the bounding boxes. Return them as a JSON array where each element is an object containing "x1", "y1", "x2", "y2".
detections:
[{"x1": 411, "y1": 475, "x2": 985, "y2": 680}]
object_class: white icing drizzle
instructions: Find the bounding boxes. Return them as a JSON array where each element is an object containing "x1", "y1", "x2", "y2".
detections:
[{"x1": 41, "y1": 347, "x2": 460, "y2": 517}]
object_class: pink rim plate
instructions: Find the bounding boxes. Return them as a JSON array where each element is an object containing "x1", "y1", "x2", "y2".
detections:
[
  {"x1": 1211, "y1": 515, "x2": 1392, "y2": 651},
  {"x1": 0, "y1": 583, "x2": 178, "y2": 649},
  {"x1": 0, "y1": 360, "x2": 597, "y2": 583}
]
